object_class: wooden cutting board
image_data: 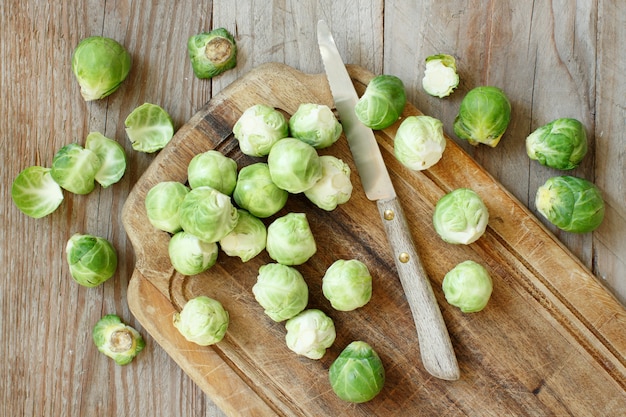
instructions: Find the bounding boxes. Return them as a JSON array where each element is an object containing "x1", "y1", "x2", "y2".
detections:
[{"x1": 122, "y1": 63, "x2": 626, "y2": 416}]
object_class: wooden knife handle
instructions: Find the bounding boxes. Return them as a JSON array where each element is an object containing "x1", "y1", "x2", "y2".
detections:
[{"x1": 377, "y1": 196, "x2": 460, "y2": 381}]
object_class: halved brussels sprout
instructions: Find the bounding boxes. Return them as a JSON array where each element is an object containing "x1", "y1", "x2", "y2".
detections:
[
  {"x1": 51, "y1": 143, "x2": 102, "y2": 195},
  {"x1": 92, "y1": 314, "x2": 145, "y2": 365},
  {"x1": 178, "y1": 186, "x2": 239, "y2": 243},
  {"x1": 233, "y1": 104, "x2": 289, "y2": 157},
  {"x1": 168, "y1": 231, "x2": 219, "y2": 275},
  {"x1": 187, "y1": 150, "x2": 238, "y2": 194},
  {"x1": 124, "y1": 103, "x2": 174, "y2": 153},
  {"x1": 329, "y1": 341, "x2": 385, "y2": 403},
  {"x1": 11, "y1": 166, "x2": 64, "y2": 218},
  {"x1": 267, "y1": 138, "x2": 322, "y2": 193},
  {"x1": 187, "y1": 28, "x2": 237, "y2": 79},
  {"x1": 393, "y1": 115, "x2": 447, "y2": 171},
  {"x1": 66, "y1": 233, "x2": 118, "y2": 287},
  {"x1": 433, "y1": 188, "x2": 489, "y2": 245},
  {"x1": 354, "y1": 74, "x2": 406, "y2": 130},
  {"x1": 252, "y1": 263, "x2": 309, "y2": 322},
  {"x1": 285, "y1": 309, "x2": 336, "y2": 360},
  {"x1": 266, "y1": 213, "x2": 316, "y2": 265},
  {"x1": 422, "y1": 54, "x2": 459, "y2": 98},
  {"x1": 526, "y1": 118, "x2": 588, "y2": 170},
  {"x1": 145, "y1": 181, "x2": 189, "y2": 234},
  {"x1": 289, "y1": 103, "x2": 342, "y2": 149},
  {"x1": 442, "y1": 260, "x2": 493, "y2": 313},
  {"x1": 322, "y1": 259, "x2": 372, "y2": 311},
  {"x1": 232, "y1": 163, "x2": 288, "y2": 218},
  {"x1": 219, "y1": 209, "x2": 267, "y2": 262},
  {"x1": 453, "y1": 86, "x2": 511, "y2": 147},
  {"x1": 85, "y1": 132, "x2": 127, "y2": 187},
  {"x1": 303, "y1": 155, "x2": 352, "y2": 211},
  {"x1": 173, "y1": 296, "x2": 229, "y2": 346}
]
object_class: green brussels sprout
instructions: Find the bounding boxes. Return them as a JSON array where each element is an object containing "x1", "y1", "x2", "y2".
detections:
[
  {"x1": 233, "y1": 104, "x2": 289, "y2": 157},
  {"x1": 354, "y1": 74, "x2": 406, "y2": 130},
  {"x1": 252, "y1": 263, "x2": 309, "y2": 322},
  {"x1": 288, "y1": 103, "x2": 342, "y2": 149},
  {"x1": 11, "y1": 166, "x2": 64, "y2": 218},
  {"x1": 422, "y1": 54, "x2": 460, "y2": 98},
  {"x1": 526, "y1": 118, "x2": 588, "y2": 170},
  {"x1": 266, "y1": 213, "x2": 317, "y2": 265},
  {"x1": 178, "y1": 186, "x2": 239, "y2": 243},
  {"x1": 433, "y1": 188, "x2": 489, "y2": 245},
  {"x1": 285, "y1": 309, "x2": 336, "y2": 360},
  {"x1": 267, "y1": 138, "x2": 322, "y2": 193},
  {"x1": 145, "y1": 181, "x2": 189, "y2": 234},
  {"x1": 71, "y1": 36, "x2": 131, "y2": 101},
  {"x1": 187, "y1": 28, "x2": 237, "y2": 79},
  {"x1": 322, "y1": 259, "x2": 372, "y2": 311},
  {"x1": 442, "y1": 260, "x2": 493, "y2": 313},
  {"x1": 92, "y1": 314, "x2": 145, "y2": 365},
  {"x1": 453, "y1": 86, "x2": 511, "y2": 147},
  {"x1": 232, "y1": 163, "x2": 288, "y2": 218},
  {"x1": 535, "y1": 175, "x2": 605, "y2": 233},
  {"x1": 303, "y1": 155, "x2": 353, "y2": 211},
  {"x1": 66, "y1": 233, "x2": 118, "y2": 287},
  {"x1": 187, "y1": 150, "x2": 238, "y2": 194},
  {"x1": 51, "y1": 143, "x2": 102, "y2": 195},
  {"x1": 168, "y1": 231, "x2": 219, "y2": 275},
  {"x1": 393, "y1": 115, "x2": 447, "y2": 171},
  {"x1": 329, "y1": 341, "x2": 385, "y2": 403},
  {"x1": 173, "y1": 296, "x2": 229, "y2": 346},
  {"x1": 124, "y1": 103, "x2": 174, "y2": 153},
  {"x1": 85, "y1": 132, "x2": 127, "y2": 187},
  {"x1": 219, "y1": 209, "x2": 267, "y2": 262}
]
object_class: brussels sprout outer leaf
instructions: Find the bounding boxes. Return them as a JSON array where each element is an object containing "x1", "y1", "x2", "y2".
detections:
[
  {"x1": 266, "y1": 213, "x2": 317, "y2": 265},
  {"x1": 124, "y1": 103, "x2": 175, "y2": 153},
  {"x1": 233, "y1": 104, "x2": 289, "y2": 157},
  {"x1": 178, "y1": 186, "x2": 239, "y2": 243},
  {"x1": 66, "y1": 233, "x2": 118, "y2": 287},
  {"x1": 329, "y1": 341, "x2": 385, "y2": 403},
  {"x1": 85, "y1": 131, "x2": 127, "y2": 187},
  {"x1": 393, "y1": 115, "x2": 447, "y2": 171},
  {"x1": 442, "y1": 260, "x2": 493, "y2": 313},
  {"x1": 354, "y1": 74, "x2": 407, "y2": 130},
  {"x1": 322, "y1": 259, "x2": 372, "y2": 311},
  {"x1": 145, "y1": 181, "x2": 189, "y2": 234},
  {"x1": 433, "y1": 188, "x2": 489, "y2": 244},
  {"x1": 453, "y1": 86, "x2": 511, "y2": 147},
  {"x1": 11, "y1": 166, "x2": 64, "y2": 218},
  {"x1": 288, "y1": 103, "x2": 343, "y2": 149},
  {"x1": 252, "y1": 263, "x2": 309, "y2": 322},
  {"x1": 187, "y1": 28, "x2": 237, "y2": 79},
  {"x1": 188, "y1": 150, "x2": 238, "y2": 194},
  {"x1": 168, "y1": 231, "x2": 219, "y2": 275},
  {"x1": 233, "y1": 163, "x2": 289, "y2": 218},
  {"x1": 526, "y1": 118, "x2": 588, "y2": 170},
  {"x1": 267, "y1": 138, "x2": 322, "y2": 194},
  {"x1": 51, "y1": 143, "x2": 102, "y2": 194},
  {"x1": 92, "y1": 314, "x2": 145, "y2": 365},
  {"x1": 173, "y1": 296, "x2": 229, "y2": 346}
]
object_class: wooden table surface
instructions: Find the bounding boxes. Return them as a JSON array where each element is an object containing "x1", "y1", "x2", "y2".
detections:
[{"x1": 2, "y1": 1, "x2": 624, "y2": 416}]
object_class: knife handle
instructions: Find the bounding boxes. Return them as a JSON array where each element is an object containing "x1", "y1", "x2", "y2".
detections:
[{"x1": 377, "y1": 196, "x2": 460, "y2": 381}]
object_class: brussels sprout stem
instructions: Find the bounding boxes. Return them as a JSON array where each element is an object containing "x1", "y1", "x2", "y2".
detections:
[
  {"x1": 109, "y1": 329, "x2": 136, "y2": 353},
  {"x1": 206, "y1": 37, "x2": 234, "y2": 65}
]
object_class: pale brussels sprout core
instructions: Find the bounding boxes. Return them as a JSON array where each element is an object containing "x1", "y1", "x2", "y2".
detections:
[
  {"x1": 354, "y1": 74, "x2": 406, "y2": 130},
  {"x1": 329, "y1": 341, "x2": 385, "y2": 403},
  {"x1": 187, "y1": 28, "x2": 237, "y2": 79},
  {"x1": 322, "y1": 259, "x2": 372, "y2": 311},
  {"x1": 168, "y1": 231, "x2": 219, "y2": 275},
  {"x1": 173, "y1": 296, "x2": 229, "y2": 346},
  {"x1": 233, "y1": 104, "x2": 289, "y2": 156},
  {"x1": 393, "y1": 115, "x2": 447, "y2": 171},
  {"x1": 187, "y1": 150, "x2": 238, "y2": 194},
  {"x1": 266, "y1": 213, "x2": 317, "y2": 265},
  {"x1": 178, "y1": 186, "x2": 239, "y2": 243},
  {"x1": 526, "y1": 118, "x2": 588, "y2": 170},
  {"x1": 51, "y1": 143, "x2": 102, "y2": 195},
  {"x1": 285, "y1": 309, "x2": 336, "y2": 360},
  {"x1": 304, "y1": 155, "x2": 352, "y2": 211},
  {"x1": 288, "y1": 103, "x2": 342, "y2": 149},
  {"x1": 11, "y1": 166, "x2": 64, "y2": 218},
  {"x1": 252, "y1": 263, "x2": 309, "y2": 322},
  {"x1": 219, "y1": 209, "x2": 267, "y2": 262},
  {"x1": 442, "y1": 260, "x2": 493, "y2": 313},
  {"x1": 453, "y1": 86, "x2": 511, "y2": 147},
  {"x1": 145, "y1": 181, "x2": 189, "y2": 234},
  {"x1": 71, "y1": 36, "x2": 131, "y2": 101},
  {"x1": 66, "y1": 233, "x2": 118, "y2": 287},
  {"x1": 124, "y1": 103, "x2": 174, "y2": 153},
  {"x1": 85, "y1": 132, "x2": 127, "y2": 187},
  {"x1": 92, "y1": 314, "x2": 145, "y2": 365},
  {"x1": 433, "y1": 188, "x2": 489, "y2": 245},
  {"x1": 422, "y1": 54, "x2": 459, "y2": 98},
  {"x1": 535, "y1": 175, "x2": 605, "y2": 233},
  {"x1": 232, "y1": 163, "x2": 288, "y2": 218},
  {"x1": 267, "y1": 138, "x2": 322, "y2": 193}
]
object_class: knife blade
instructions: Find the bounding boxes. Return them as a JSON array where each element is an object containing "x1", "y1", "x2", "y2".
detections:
[{"x1": 317, "y1": 19, "x2": 460, "y2": 381}]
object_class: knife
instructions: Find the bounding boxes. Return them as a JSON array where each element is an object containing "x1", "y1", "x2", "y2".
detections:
[{"x1": 317, "y1": 20, "x2": 460, "y2": 381}]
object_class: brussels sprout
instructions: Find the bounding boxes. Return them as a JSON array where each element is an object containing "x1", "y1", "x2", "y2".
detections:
[
  {"x1": 433, "y1": 188, "x2": 489, "y2": 245},
  {"x1": 526, "y1": 118, "x2": 588, "y2": 170},
  {"x1": 393, "y1": 115, "x2": 447, "y2": 171},
  {"x1": 11, "y1": 166, "x2": 64, "y2": 218},
  {"x1": 288, "y1": 103, "x2": 342, "y2": 149},
  {"x1": 168, "y1": 231, "x2": 219, "y2": 275},
  {"x1": 124, "y1": 103, "x2": 174, "y2": 153},
  {"x1": 219, "y1": 210, "x2": 267, "y2": 262},
  {"x1": 187, "y1": 28, "x2": 237, "y2": 79},
  {"x1": 442, "y1": 260, "x2": 493, "y2": 313},
  {"x1": 303, "y1": 155, "x2": 352, "y2": 211},
  {"x1": 187, "y1": 150, "x2": 237, "y2": 194},
  {"x1": 173, "y1": 296, "x2": 229, "y2": 346},
  {"x1": 285, "y1": 309, "x2": 336, "y2": 360},
  {"x1": 535, "y1": 175, "x2": 605, "y2": 233},
  {"x1": 252, "y1": 263, "x2": 309, "y2": 322},
  {"x1": 233, "y1": 104, "x2": 289, "y2": 156},
  {"x1": 453, "y1": 86, "x2": 511, "y2": 147},
  {"x1": 51, "y1": 143, "x2": 102, "y2": 195},
  {"x1": 92, "y1": 314, "x2": 145, "y2": 365},
  {"x1": 354, "y1": 74, "x2": 406, "y2": 130},
  {"x1": 329, "y1": 341, "x2": 385, "y2": 403},
  {"x1": 71, "y1": 36, "x2": 131, "y2": 101},
  {"x1": 267, "y1": 138, "x2": 322, "y2": 193},
  {"x1": 178, "y1": 186, "x2": 239, "y2": 243},
  {"x1": 85, "y1": 132, "x2": 127, "y2": 187},
  {"x1": 422, "y1": 54, "x2": 460, "y2": 98},
  {"x1": 145, "y1": 181, "x2": 189, "y2": 234},
  {"x1": 266, "y1": 213, "x2": 317, "y2": 265},
  {"x1": 66, "y1": 233, "x2": 118, "y2": 287},
  {"x1": 232, "y1": 163, "x2": 288, "y2": 218},
  {"x1": 322, "y1": 259, "x2": 372, "y2": 311}
]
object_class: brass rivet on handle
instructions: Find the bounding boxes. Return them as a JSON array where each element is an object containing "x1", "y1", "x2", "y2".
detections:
[
  {"x1": 383, "y1": 209, "x2": 395, "y2": 221},
  {"x1": 399, "y1": 252, "x2": 410, "y2": 263}
]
